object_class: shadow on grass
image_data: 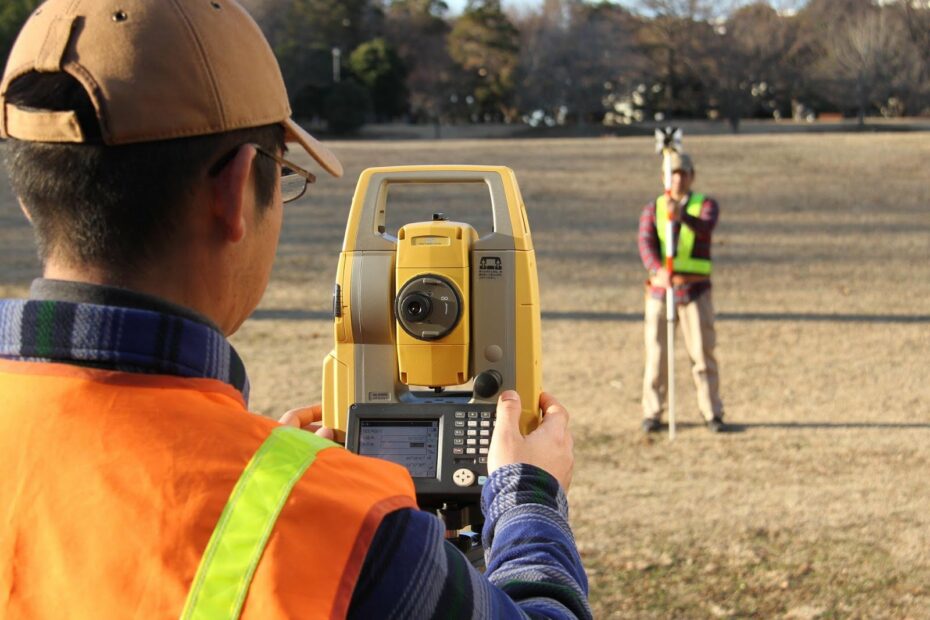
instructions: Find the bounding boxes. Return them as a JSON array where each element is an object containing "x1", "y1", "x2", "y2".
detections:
[
  {"x1": 642, "y1": 421, "x2": 743, "y2": 435},
  {"x1": 546, "y1": 311, "x2": 930, "y2": 323},
  {"x1": 640, "y1": 420, "x2": 930, "y2": 434},
  {"x1": 730, "y1": 422, "x2": 930, "y2": 431},
  {"x1": 717, "y1": 312, "x2": 930, "y2": 324},
  {"x1": 251, "y1": 309, "x2": 930, "y2": 323}
]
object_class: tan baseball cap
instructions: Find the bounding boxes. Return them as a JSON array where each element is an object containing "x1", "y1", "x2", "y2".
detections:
[
  {"x1": 0, "y1": 0, "x2": 342, "y2": 177},
  {"x1": 666, "y1": 151, "x2": 694, "y2": 173}
]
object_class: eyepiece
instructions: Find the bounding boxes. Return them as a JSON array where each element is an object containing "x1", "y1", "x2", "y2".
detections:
[
  {"x1": 401, "y1": 293, "x2": 432, "y2": 323},
  {"x1": 395, "y1": 275, "x2": 461, "y2": 341}
]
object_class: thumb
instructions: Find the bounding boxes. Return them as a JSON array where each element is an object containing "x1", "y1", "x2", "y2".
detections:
[
  {"x1": 278, "y1": 410, "x2": 301, "y2": 428},
  {"x1": 537, "y1": 392, "x2": 569, "y2": 433},
  {"x1": 495, "y1": 390, "x2": 522, "y2": 431},
  {"x1": 315, "y1": 427, "x2": 336, "y2": 441}
]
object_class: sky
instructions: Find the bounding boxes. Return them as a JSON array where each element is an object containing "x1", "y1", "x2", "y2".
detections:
[{"x1": 444, "y1": 0, "x2": 543, "y2": 15}]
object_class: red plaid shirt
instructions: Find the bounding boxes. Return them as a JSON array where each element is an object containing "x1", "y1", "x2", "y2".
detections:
[{"x1": 638, "y1": 193, "x2": 719, "y2": 304}]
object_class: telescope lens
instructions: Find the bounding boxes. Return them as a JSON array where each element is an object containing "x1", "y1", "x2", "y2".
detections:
[
  {"x1": 401, "y1": 293, "x2": 432, "y2": 323},
  {"x1": 395, "y1": 275, "x2": 460, "y2": 340}
]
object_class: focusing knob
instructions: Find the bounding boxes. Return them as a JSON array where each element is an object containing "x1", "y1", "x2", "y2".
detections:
[{"x1": 473, "y1": 370, "x2": 502, "y2": 399}]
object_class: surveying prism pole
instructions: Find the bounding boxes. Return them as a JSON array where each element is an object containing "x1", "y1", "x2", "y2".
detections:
[{"x1": 656, "y1": 127, "x2": 682, "y2": 440}]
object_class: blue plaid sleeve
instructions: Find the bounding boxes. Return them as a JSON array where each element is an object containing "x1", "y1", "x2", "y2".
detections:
[{"x1": 347, "y1": 464, "x2": 591, "y2": 619}]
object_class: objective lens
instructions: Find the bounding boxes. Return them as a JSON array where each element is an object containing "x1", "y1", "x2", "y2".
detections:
[{"x1": 401, "y1": 293, "x2": 432, "y2": 323}]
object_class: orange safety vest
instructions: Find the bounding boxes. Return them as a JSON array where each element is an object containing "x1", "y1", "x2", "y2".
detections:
[{"x1": 0, "y1": 360, "x2": 417, "y2": 619}]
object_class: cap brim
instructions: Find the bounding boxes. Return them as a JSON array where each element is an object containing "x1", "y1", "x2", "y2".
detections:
[{"x1": 283, "y1": 118, "x2": 343, "y2": 178}]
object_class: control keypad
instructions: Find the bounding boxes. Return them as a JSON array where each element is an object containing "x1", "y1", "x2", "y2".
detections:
[{"x1": 453, "y1": 408, "x2": 496, "y2": 466}]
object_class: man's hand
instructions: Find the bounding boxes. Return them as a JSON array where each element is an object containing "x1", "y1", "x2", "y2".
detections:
[
  {"x1": 488, "y1": 391, "x2": 574, "y2": 491},
  {"x1": 650, "y1": 267, "x2": 671, "y2": 288},
  {"x1": 278, "y1": 404, "x2": 336, "y2": 440}
]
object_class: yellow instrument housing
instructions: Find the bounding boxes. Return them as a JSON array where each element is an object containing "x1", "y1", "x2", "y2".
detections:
[
  {"x1": 322, "y1": 165, "x2": 542, "y2": 438},
  {"x1": 395, "y1": 220, "x2": 478, "y2": 387}
]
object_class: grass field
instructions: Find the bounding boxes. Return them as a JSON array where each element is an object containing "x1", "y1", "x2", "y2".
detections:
[{"x1": 2, "y1": 132, "x2": 929, "y2": 618}]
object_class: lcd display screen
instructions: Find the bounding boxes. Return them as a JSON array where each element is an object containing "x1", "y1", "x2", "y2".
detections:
[{"x1": 358, "y1": 420, "x2": 439, "y2": 478}]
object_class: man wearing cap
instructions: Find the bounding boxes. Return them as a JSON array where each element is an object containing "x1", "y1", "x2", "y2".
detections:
[
  {"x1": 638, "y1": 151, "x2": 726, "y2": 433},
  {"x1": 0, "y1": 1, "x2": 590, "y2": 618}
]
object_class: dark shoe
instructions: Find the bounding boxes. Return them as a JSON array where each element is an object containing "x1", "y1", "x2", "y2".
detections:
[
  {"x1": 642, "y1": 418, "x2": 661, "y2": 433},
  {"x1": 706, "y1": 417, "x2": 726, "y2": 433}
]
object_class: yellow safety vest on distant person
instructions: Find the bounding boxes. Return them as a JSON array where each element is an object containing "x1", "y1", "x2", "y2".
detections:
[{"x1": 656, "y1": 193, "x2": 712, "y2": 275}]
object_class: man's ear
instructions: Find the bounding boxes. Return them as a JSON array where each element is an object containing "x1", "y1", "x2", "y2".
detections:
[
  {"x1": 18, "y1": 198, "x2": 33, "y2": 223},
  {"x1": 210, "y1": 144, "x2": 256, "y2": 243}
]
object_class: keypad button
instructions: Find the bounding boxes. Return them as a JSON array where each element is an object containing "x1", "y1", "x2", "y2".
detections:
[
  {"x1": 479, "y1": 438, "x2": 489, "y2": 446},
  {"x1": 479, "y1": 447, "x2": 489, "y2": 454},
  {"x1": 454, "y1": 420, "x2": 465, "y2": 428},
  {"x1": 481, "y1": 411, "x2": 492, "y2": 419},
  {"x1": 466, "y1": 448, "x2": 476, "y2": 455},
  {"x1": 467, "y1": 411, "x2": 479, "y2": 419},
  {"x1": 455, "y1": 411, "x2": 466, "y2": 418},
  {"x1": 478, "y1": 456, "x2": 488, "y2": 463},
  {"x1": 467, "y1": 439, "x2": 477, "y2": 445},
  {"x1": 480, "y1": 421, "x2": 490, "y2": 427},
  {"x1": 467, "y1": 421, "x2": 477, "y2": 427},
  {"x1": 453, "y1": 438, "x2": 464, "y2": 446},
  {"x1": 454, "y1": 429, "x2": 464, "y2": 436},
  {"x1": 467, "y1": 430, "x2": 477, "y2": 436},
  {"x1": 479, "y1": 430, "x2": 490, "y2": 437},
  {"x1": 453, "y1": 447, "x2": 464, "y2": 455}
]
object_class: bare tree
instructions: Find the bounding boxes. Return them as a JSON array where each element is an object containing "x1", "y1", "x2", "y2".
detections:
[
  {"x1": 820, "y1": 7, "x2": 912, "y2": 125},
  {"x1": 899, "y1": 1, "x2": 930, "y2": 115},
  {"x1": 515, "y1": 0, "x2": 643, "y2": 125},
  {"x1": 384, "y1": 1, "x2": 459, "y2": 131},
  {"x1": 636, "y1": 0, "x2": 720, "y2": 21},
  {"x1": 705, "y1": 2, "x2": 803, "y2": 131},
  {"x1": 632, "y1": 0, "x2": 722, "y2": 119},
  {"x1": 564, "y1": 3, "x2": 644, "y2": 123}
]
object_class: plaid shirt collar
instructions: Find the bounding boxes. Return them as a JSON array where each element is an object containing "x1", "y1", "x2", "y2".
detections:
[{"x1": 0, "y1": 280, "x2": 250, "y2": 404}]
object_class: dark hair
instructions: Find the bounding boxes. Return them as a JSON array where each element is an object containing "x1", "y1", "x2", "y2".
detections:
[{"x1": 2, "y1": 72, "x2": 285, "y2": 278}]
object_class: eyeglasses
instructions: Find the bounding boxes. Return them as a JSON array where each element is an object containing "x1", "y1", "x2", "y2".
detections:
[
  {"x1": 252, "y1": 144, "x2": 316, "y2": 204},
  {"x1": 210, "y1": 143, "x2": 316, "y2": 204}
]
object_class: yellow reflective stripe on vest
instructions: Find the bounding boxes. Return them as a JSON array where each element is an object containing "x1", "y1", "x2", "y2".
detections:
[
  {"x1": 656, "y1": 193, "x2": 712, "y2": 275},
  {"x1": 181, "y1": 426, "x2": 336, "y2": 620}
]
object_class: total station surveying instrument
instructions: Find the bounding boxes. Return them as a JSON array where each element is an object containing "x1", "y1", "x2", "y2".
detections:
[{"x1": 322, "y1": 165, "x2": 542, "y2": 546}]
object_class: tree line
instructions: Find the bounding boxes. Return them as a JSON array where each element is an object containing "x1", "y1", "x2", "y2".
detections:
[{"x1": 2, "y1": 0, "x2": 928, "y2": 133}]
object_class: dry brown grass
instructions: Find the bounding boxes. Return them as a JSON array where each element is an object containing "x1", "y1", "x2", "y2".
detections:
[{"x1": 2, "y1": 132, "x2": 929, "y2": 618}]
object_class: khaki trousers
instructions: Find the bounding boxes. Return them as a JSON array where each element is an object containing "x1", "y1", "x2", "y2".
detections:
[{"x1": 642, "y1": 291, "x2": 723, "y2": 422}]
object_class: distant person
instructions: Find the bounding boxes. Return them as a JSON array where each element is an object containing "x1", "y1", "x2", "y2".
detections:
[
  {"x1": 0, "y1": 0, "x2": 589, "y2": 617},
  {"x1": 637, "y1": 151, "x2": 725, "y2": 433}
]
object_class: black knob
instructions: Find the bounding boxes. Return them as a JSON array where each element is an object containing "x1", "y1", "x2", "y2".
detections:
[{"x1": 473, "y1": 370, "x2": 502, "y2": 399}]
